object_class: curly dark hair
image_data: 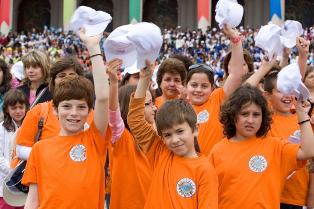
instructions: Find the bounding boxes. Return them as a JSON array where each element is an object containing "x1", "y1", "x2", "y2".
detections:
[
  {"x1": 220, "y1": 84, "x2": 272, "y2": 139},
  {"x1": 0, "y1": 59, "x2": 12, "y2": 95}
]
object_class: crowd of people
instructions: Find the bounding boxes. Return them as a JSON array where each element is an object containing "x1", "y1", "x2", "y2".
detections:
[
  {"x1": 1, "y1": 24, "x2": 314, "y2": 72},
  {"x1": 0, "y1": 21, "x2": 313, "y2": 209}
]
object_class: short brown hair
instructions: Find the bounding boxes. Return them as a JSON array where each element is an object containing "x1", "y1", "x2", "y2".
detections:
[
  {"x1": 223, "y1": 49, "x2": 254, "y2": 77},
  {"x1": 156, "y1": 99, "x2": 197, "y2": 135},
  {"x1": 22, "y1": 49, "x2": 50, "y2": 85},
  {"x1": 156, "y1": 58, "x2": 187, "y2": 87},
  {"x1": 53, "y1": 75, "x2": 94, "y2": 109},
  {"x1": 49, "y1": 56, "x2": 84, "y2": 95}
]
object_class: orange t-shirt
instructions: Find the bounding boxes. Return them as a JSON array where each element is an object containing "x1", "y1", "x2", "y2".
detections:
[
  {"x1": 109, "y1": 129, "x2": 152, "y2": 209},
  {"x1": 269, "y1": 112, "x2": 309, "y2": 206},
  {"x1": 208, "y1": 136, "x2": 304, "y2": 209},
  {"x1": 22, "y1": 122, "x2": 108, "y2": 209},
  {"x1": 154, "y1": 96, "x2": 165, "y2": 108},
  {"x1": 192, "y1": 88, "x2": 225, "y2": 155},
  {"x1": 144, "y1": 140, "x2": 218, "y2": 209},
  {"x1": 128, "y1": 96, "x2": 218, "y2": 209},
  {"x1": 16, "y1": 101, "x2": 94, "y2": 147}
]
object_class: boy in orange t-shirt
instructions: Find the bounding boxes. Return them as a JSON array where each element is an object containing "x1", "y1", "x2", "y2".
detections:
[
  {"x1": 22, "y1": 29, "x2": 111, "y2": 209},
  {"x1": 128, "y1": 61, "x2": 218, "y2": 209}
]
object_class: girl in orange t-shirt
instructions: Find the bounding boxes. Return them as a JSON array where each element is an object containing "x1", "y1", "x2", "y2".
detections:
[
  {"x1": 209, "y1": 85, "x2": 314, "y2": 209},
  {"x1": 106, "y1": 60, "x2": 155, "y2": 209},
  {"x1": 186, "y1": 24, "x2": 248, "y2": 155}
]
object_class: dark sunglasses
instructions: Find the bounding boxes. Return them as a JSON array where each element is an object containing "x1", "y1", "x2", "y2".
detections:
[{"x1": 188, "y1": 63, "x2": 215, "y2": 74}]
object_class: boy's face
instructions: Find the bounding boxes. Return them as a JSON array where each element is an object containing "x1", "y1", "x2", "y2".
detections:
[
  {"x1": 55, "y1": 99, "x2": 89, "y2": 136},
  {"x1": 161, "y1": 122, "x2": 198, "y2": 158},
  {"x1": 266, "y1": 85, "x2": 294, "y2": 114}
]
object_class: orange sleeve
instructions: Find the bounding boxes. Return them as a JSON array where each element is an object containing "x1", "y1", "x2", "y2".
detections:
[
  {"x1": 127, "y1": 94, "x2": 160, "y2": 153},
  {"x1": 280, "y1": 141, "x2": 306, "y2": 176},
  {"x1": 16, "y1": 104, "x2": 42, "y2": 147},
  {"x1": 212, "y1": 87, "x2": 225, "y2": 104},
  {"x1": 198, "y1": 163, "x2": 219, "y2": 209},
  {"x1": 22, "y1": 143, "x2": 39, "y2": 185}
]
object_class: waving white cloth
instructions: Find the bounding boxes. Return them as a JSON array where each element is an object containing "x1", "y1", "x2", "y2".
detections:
[
  {"x1": 215, "y1": 0, "x2": 244, "y2": 29},
  {"x1": 277, "y1": 63, "x2": 311, "y2": 101},
  {"x1": 104, "y1": 22, "x2": 162, "y2": 69},
  {"x1": 255, "y1": 20, "x2": 303, "y2": 57},
  {"x1": 69, "y1": 6, "x2": 112, "y2": 36}
]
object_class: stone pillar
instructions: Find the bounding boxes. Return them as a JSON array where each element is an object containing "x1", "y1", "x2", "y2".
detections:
[
  {"x1": 178, "y1": 0, "x2": 197, "y2": 29},
  {"x1": 113, "y1": 0, "x2": 129, "y2": 29},
  {"x1": 50, "y1": 0, "x2": 63, "y2": 29},
  {"x1": 244, "y1": 0, "x2": 269, "y2": 28}
]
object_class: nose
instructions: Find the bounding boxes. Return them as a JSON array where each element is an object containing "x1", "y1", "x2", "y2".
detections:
[
  {"x1": 70, "y1": 107, "x2": 79, "y2": 115},
  {"x1": 152, "y1": 104, "x2": 157, "y2": 111},
  {"x1": 247, "y1": 115, "x2": 254, "y2": 123}
]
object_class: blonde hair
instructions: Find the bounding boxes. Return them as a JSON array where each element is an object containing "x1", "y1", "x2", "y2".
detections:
[{"x1": 22, "y1": 49, "x2": 50, "y2": 86}]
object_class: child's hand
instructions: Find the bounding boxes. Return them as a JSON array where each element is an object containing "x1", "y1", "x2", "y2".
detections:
[
  {"x1": 106, "y1": 59, "x2": 122, "y2": 83},
  {"x1": 260, "y1": 54, "x2": 277, "y2": 72},
  {"x1": 78, "y1": 27, "x2": 102, "y2": 52},
  {"x1": 296, "y1": 37, "x2": 310, "y2": 57},
  {"x1": 139, "y1": 60, "x2": 155, "y2": 80},
  {"x1": 223, "y1": 24, "x2": 239, "y2": 40},
  {"x1": 296, "y1": 99, "x2": 311, "y2": 120},
  {"x1": 176, "y1": 84, "x2": 188, "y2": 100}
]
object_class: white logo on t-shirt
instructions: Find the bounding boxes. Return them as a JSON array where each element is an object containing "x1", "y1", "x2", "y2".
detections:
[
  {"x1": 248, "y1": 155, "x2": 268, "y2": 173},
  {"x1": 197, "y1": 110, "x2": 209, "y2": 123},
  {"x1": 69, "y1": 144, "x2": 87, "y2": 162},
  {"x1": 176, "y1": 178, "x2": 196, "y2": 198}
]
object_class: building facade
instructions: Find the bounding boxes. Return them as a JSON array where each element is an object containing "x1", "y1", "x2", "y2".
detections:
[{"x1": 0, "y1": 0, "x2": 313, "y2": 35}]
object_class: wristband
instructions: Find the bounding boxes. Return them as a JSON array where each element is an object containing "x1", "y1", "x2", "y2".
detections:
[
  {"x1": 298, "y1": 119, "x2": 310, "y2": 125},
  {"x1": 230, "y1": 36, "x2": 241, "y2": 44},
  {"x1": 90, "y1": 53, "x2": 102, "y2": 59}
]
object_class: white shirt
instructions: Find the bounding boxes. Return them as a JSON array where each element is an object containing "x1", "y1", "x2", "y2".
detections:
[{"x1": 0, "y1": 120, "x2": 18, "y2": 197}]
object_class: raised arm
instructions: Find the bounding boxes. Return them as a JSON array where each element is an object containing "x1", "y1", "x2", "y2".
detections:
[
  {"x1": 244, "y1": 55, "x2": 277, "y2": 86},
  {"x1": 79, "y1": 29, "x2": 109, "y2": 135},
  {"x1": 296, "y1": 37, "x2": 310, "y2": 79},
  {"x1": 296, "y1": 100, "x2": 314, "y2": 160},
  {"x1": 107, "y1": 59, "x2": 125, "y2": 143},
  {"x1": 127, "y1": 61, "x2": 158, "y2": 152},
  {"x1": 279, "y1": 47, "x2": 290, "y2": 69},
  {"x1": 223, "y1": 24, "x2": 247, "y2": 98}
]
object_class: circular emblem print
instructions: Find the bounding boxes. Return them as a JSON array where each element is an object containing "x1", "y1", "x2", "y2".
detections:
[
  {"x1": 248, "y1": 155, "x2": 268, "y2": 173},
  {"x1": 197, "y1": 110, "x2": 209, "y2": 123},
  {"x1": 176, "y1": 178, "x2": 196, "y2": 198},
  {"x1": 69, "y1": 144, "x2": 87, "y2": 162}
]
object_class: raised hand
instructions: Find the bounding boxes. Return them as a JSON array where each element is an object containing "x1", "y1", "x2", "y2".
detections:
[
  {"x1": 139, "y1": 60, "x2": 155, "y2": 80},
  {"x1": 106, "y1": 59, "x2": 122, "y2": 84},
  {"x1": 78, "y1": 27, "x2": 102, "y2": 53},
  {"x1": 296, "y1": 37, "x2": 310, "y2": 56},
  {"x1": 223, "y1": 23, "x2": 239, "y2": 39}
]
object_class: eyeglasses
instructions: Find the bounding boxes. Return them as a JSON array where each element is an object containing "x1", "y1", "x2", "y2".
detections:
[{"x1": 188, "y1": 63, "x2": 215, "y2": 74}]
